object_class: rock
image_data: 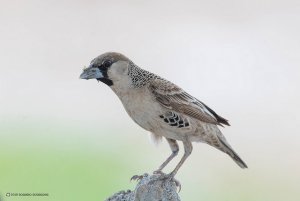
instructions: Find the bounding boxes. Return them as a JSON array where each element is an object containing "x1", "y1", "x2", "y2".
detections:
[{"x1": 105, "y1": 173, "x2": 180, "y2": 201}]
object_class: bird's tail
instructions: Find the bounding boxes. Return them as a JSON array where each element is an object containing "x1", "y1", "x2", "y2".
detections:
[{"x1": 216, "y1": 135, "x2": 248, "y2": 169}]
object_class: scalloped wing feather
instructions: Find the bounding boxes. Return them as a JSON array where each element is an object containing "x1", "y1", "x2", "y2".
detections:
[{"x1": 149, "y1": 79, "x2": 229, "y2": 126}]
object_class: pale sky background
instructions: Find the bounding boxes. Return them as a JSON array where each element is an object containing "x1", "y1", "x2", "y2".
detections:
[{"x1": 0, "y1": 0, "x2": 300, "y2": 200}]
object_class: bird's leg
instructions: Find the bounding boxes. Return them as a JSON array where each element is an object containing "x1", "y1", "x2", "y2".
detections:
[
  {"x1": 154, "y1": 138, "x2": 179, "y2": 174},
  {"x1": 132, "y1": 139, "x2": 179, "y2": 182},
  {"x1": 168, "y1": 140, "x2": 193, "y2": 177},
  {"x1": 152, "y1": 140, "x2": 193, "y2": 191}
]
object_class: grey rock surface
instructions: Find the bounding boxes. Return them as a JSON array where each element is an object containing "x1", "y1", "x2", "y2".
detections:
[{"x1": 105, "y1": 173, "x2": 181, "y2": 201}]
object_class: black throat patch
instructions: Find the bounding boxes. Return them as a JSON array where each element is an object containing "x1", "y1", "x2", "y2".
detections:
[
  {"x1": 97, "y1": 78, "x2": 113, "y2": 86},
  {"x1": 96, "y1": 63, "x2": 114, "y2": 86}
]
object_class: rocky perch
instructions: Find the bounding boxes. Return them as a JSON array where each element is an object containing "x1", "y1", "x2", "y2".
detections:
[{"x1": 105, "y1": 173, "x2": 181, "y2": 201}]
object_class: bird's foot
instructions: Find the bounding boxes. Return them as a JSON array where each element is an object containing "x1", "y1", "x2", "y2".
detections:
[
  {"x1": 150, "y1": 171, "x2": 181, "y2": 192},
  {"x1": 130, "y1": 173, "x2": 149, "y2": 182}
]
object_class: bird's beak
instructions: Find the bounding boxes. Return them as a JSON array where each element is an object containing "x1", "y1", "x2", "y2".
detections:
[{"x1": 80, "y1": 67, "x2": 103, "y2": 80}]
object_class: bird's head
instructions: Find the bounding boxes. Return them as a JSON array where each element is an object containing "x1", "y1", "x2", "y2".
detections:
[{"x1": 80, "y1": 52, "x2": 131, "y2": 86}]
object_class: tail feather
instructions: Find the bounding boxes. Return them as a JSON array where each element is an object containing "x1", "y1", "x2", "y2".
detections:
[{"x1": 217, "y1": 136, "x2": 248, "y2": 169}]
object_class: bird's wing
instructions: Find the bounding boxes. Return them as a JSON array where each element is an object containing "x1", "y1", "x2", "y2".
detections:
[{"x1": 149, "y1": 78, "x2": 230, "y2": 126}]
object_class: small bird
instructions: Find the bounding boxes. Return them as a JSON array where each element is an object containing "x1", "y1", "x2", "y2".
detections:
[{"x1": 80, "y1": 52, "x2": 247, "y2": 181}]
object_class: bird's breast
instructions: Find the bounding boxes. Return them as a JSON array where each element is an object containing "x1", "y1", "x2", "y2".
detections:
[{"x1": 117, "y1": 88, "x2": 163, "y2": 132}]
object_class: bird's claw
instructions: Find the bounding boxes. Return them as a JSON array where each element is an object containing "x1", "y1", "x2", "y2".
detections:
[
  {"x1": 161, "y1": 173, "x2": 181, "y2": 192},
  {"x1": 130, "y1": 173, "x2": 148, "y2": 182},
  {"x1": 150, "y1": 172, "x2": 181, "y2": 192},
  {"x1": 172, "y1": 177, "x2": 181, "y2": 192}
]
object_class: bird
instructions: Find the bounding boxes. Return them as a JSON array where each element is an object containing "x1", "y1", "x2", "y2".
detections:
[{"x1": 80, "y1": 52, "x2": 247, "y2": 182}]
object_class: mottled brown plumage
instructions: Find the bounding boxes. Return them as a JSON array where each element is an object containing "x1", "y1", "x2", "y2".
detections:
[
  {"x1": 149, "y1": 78, "x2": 228, "y2": 126},
  {"x1": 80, "y1": 52, "x2": 247, "y2": 182}
]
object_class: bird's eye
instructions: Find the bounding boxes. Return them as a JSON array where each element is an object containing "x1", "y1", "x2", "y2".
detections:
[{"x1": 102, "y1": 60, "x2": 112, "y2": 68}]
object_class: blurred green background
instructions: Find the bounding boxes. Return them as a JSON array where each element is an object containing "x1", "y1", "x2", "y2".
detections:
[{"x1": 1, "y1": 0, "x2": 300, "y2": 201}]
